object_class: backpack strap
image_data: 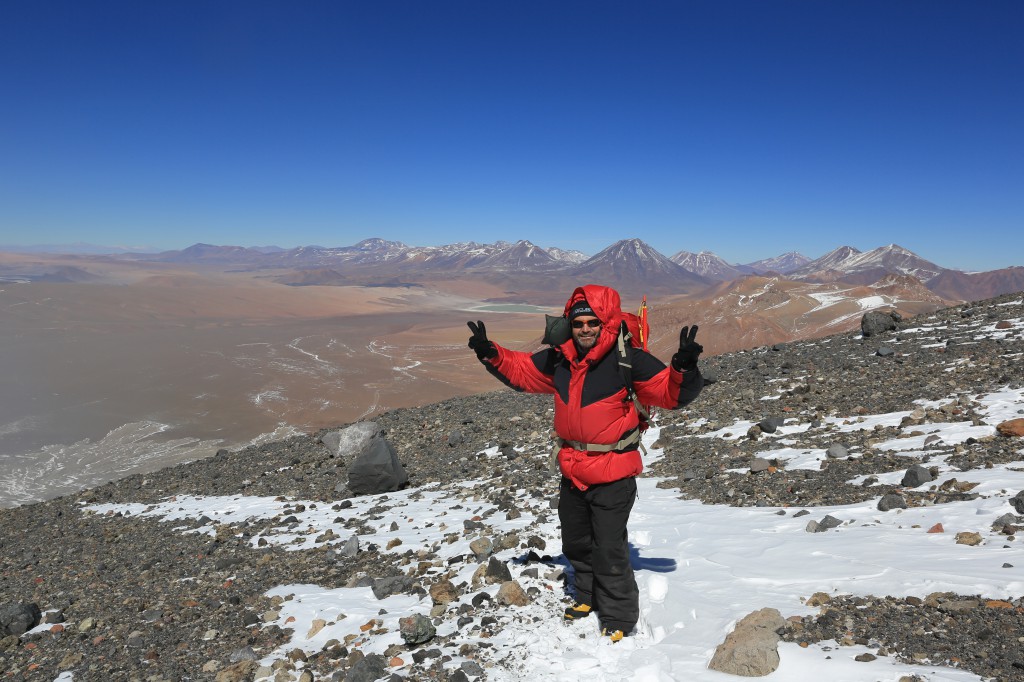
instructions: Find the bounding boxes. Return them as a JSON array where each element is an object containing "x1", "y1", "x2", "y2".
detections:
[{"x1": 616, "y1": 322, "x2": 649, "y2": 454}]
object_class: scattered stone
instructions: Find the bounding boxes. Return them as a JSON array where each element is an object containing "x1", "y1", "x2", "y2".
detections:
[
  {"x1": 955, "y1": 532, "x2": 983, "y2": 546},
  {"x1": 997, "y1": 419, "x2": 1024, "y2": 437},
  {"x1": 749, "y1": 458, "x2": 771, "y2": 474},
  {"x1": 320, "y1": 421, "x2": 380, "y2": 461},
  {"x1": 495, "y1": 581, "x2": 530, "y2": 607},
  {"x1": 344, "y1": 653, "x2": 388, "y2": 682},
  {"x1": 807, "y1": 515, "x2": 842, "y2": 533},
  {"x1": 429, "y1": 579, "x2": 459, "y2": 606},
  {"x1": 307, "y1": 618, "x2": 328, "y2": 638},
  {"x1": 877, "y1": 493, "x2": 907, "y2": 512},
  {"x1": 341, "y1": 535, "x2": 360, "y2": 558},
  {"x1": 371, "y1": 575, "x2": 413, "y2": 600},
  {"x1": 347, "y1": 434, "x2": 409, "y2": 495},
  {"x1": 214, "y1": 660, "x2": 258, "y2": 682},
  {"x1": 58, "y1": 651, "x2": 84, "y2": 669},
  {"x1": 461, "y1": 660, "x2": 486, "y2": 677},
  {"x1": 0, "y1": 603, "x2": 41, "y2": 636},
  {"x1": 485, "y1": 557, "x2": 513, "y2": 584},
  {"x1": 826, "y1": 444, "x2": 849, "y2": 459},
  {"x1": 805, "y1": 592, "x2": 831, "y2": 607},
  {"x1": 901, "y1": 464, "x2": 933, "y2": 488},
  {"x1": 398, "y1": 614, "x2": 436, "y2": 645},
  {"x1": 708, "y1": 607, "x2": 786, "y2": 676},
  {"x1": 469, "y1": 537, "x2": 493, "y2": 562},
  {"x1": 861, "y1": 310, "x2": 900, "y2": 337},
  {"x1": 758, "y1": 417, "x2": 785, "y2": 434}
]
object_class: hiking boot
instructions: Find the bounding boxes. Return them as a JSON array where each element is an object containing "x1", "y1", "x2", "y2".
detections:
[
  {"x1": 563, "y1": 603, "x2": 592, "y2": 621},
  {"x1": 602, "y1": 628, "x2": 625, "y2": 643}
]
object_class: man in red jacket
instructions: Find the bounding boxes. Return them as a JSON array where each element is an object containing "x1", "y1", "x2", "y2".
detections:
[{"x1": 467, "y1": 284, "x2": 703, "y2": 641}]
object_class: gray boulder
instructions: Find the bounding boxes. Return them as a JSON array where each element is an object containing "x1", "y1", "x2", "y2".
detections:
[
  {"x1": 1011, "y1": 491, "x2": 1024, "y2": 514},
  {"x1": 758, "y1": 417, "x2": 785, "y2": 434},
  {"x1": 877, "y1": 493, "x2": 908, "y2": 512},
  {"x1": 347, "y1": 434, "x2": 409, "y2": 495},
  {"x1": 861, "y1": 310, "x2": 901, "y2": 337},
  {"x1": 399, "y1": 614, "x2": 436, "y2": 645},
  {"x1": 708, "y1": 607, "x2": 787, "y2": 676},
  {"x1": 0, "y1": 602, "x2": 41, "y2": 636},
  {"x1": 344, "y1": 653, "x2": 387, "y2": 682},
  {"x1": 826, "y1": 444, "x2": 849, "y2": 459},
  {"x1": 901, "y1": 464, "x2": 933, "y2": 488},
  {"x1": 340, "y1": 535, "x2": 359, "y2": 558},
  {"x1": 749, "y1": 458, "x2": 771, "y2": 474},
  {"x1": 485, "y1": 557, "x2": 513, "y2": 584},
  {"x1": 371, "y1": 575, "x2": 414, "y2": 600},
  {"x1": 807, "y1": 515, "x2": 843, "y2": 533},
  {"x1": 320, "y1": 421, "x2": 380, "y2": 462}
]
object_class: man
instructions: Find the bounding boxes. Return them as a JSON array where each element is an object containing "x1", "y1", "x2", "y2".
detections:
[{"x1": 467, "y1": 284, "x2": 703, "y2": 641}]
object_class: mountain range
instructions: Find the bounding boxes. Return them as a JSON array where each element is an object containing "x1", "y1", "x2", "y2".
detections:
[{"x1": 129, "y1": 238, "x2": 1022, "y2": 303}]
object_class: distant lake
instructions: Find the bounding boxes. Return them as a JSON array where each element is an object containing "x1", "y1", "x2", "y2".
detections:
[{"x1": 470, "y1": 303, "x2": 556, "y2": 313}]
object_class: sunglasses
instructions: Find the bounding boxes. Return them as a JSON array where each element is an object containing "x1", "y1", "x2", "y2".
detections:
[{"x1": 572, "y1": 319, "x2": 602, "y2": 329}]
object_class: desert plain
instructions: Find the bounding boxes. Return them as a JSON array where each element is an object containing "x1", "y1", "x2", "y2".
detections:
[{"x1": 0, "y1": 255, "x2": 568, "y2": 505}]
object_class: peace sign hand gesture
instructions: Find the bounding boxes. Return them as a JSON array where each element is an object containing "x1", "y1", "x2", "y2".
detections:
[
  {"x1": 671, "y1": 325, "x2": 703, "y2": 371},
  {"x1": 467, "y1": 320, "x2": 498, "y2": 360}
]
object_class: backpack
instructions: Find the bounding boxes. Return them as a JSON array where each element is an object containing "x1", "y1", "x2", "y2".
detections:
[{"x1": 616, "y1": 297, "x2": 654, "y2": 432}]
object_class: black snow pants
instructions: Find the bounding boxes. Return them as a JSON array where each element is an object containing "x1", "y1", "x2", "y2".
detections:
[{"x1": 558, "y1": 475, "x2": 639, "y2": 633}]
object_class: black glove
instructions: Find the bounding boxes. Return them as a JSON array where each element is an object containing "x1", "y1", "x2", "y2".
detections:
[
  {"x1": 671, "y1": 325, "x2": 703, "y2": 371},
  {"x1": 467, "y1": 320, "x2": 498, "y2": 361}
]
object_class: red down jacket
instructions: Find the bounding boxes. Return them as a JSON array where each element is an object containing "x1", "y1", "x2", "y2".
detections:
[{"x1": 480, "y1": 284, "x2": 702, "y2": 490}]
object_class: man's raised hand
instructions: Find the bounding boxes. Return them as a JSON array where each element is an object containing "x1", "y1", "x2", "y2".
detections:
[
  {"x1": 467, "y1": 320, "x2": 497, "y2": 360},
  {"x1": 671, "y1": 325, "x2": 703, "y2": 371}
]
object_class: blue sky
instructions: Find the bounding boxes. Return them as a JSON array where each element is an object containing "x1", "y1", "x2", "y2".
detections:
[{"x1": 1, "y1": 1, "x2": 1021, "y2": 271}]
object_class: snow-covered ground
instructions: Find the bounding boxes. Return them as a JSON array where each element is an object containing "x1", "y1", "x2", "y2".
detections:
[{"x1": 76, "y1": 382, "x2": 1024, "y2": 682}]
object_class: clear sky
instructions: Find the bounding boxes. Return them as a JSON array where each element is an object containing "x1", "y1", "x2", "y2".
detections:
[{"x1": 1, "y1": 1, "x2": 1021, "y2": 271}]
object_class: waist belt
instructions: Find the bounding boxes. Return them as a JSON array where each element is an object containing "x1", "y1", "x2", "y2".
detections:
[
  {"x1": 559, "y1": 428, "x2": 642, "y2": 453},
  {"x1": 549, "y1": 428, "x2": 647, "y2": 472}
]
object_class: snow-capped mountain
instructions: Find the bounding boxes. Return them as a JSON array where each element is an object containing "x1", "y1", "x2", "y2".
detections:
[
  {"x1": 570, "y1": 238, "x2": 710, "y2": 292},
  {"x1": 789, "y1": 245, "x2": 864, "y2": 278},
  {"x1": 480, "y1": 240, "x2": 558, "y2": 269},
  {"x1": 841, "y1": 244, "x2": 946, "y2": 281},
  {"x1": 743, "y1": 251, "x2": 811, "y2": 275},
  {"x1": 545, "y1": 247, "x2": 589, "y2": 265},
  {"x1": 790, "y1": 244, "x2": 946, "y2": 285},
  {"x1": 670, "y1": 250, "x2": 748, "y2": 281},
  {"x1": 348, "y1": 237, "x2": 409, "y2": 257}
]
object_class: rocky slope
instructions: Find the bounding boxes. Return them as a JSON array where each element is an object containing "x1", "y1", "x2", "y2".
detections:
[{"x1": 2, "y1": 292, "x2": 1023, "y2": 681}]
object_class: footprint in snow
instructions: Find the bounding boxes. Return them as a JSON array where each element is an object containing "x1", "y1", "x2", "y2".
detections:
[
  {"x1": 646, "y1": 573, "x2": 669, "y2": 603},
  {"x1": 631, "y1": 529, "x2": 652, "y2": 546}
]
